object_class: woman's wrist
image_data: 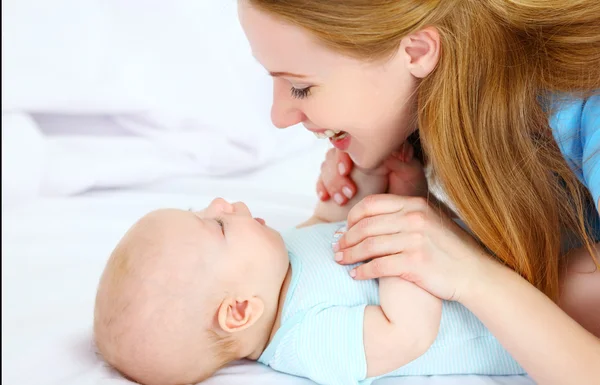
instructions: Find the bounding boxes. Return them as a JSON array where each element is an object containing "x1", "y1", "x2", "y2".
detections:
[{"x1": 458, "y1": 252, "x2": 517, "y2": 308}]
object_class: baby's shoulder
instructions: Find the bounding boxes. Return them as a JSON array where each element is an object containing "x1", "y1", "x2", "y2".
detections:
[
  {"x1": 283, "y1": 222, "x2": 346, "y2": 248},
  {"x1": 282, "y1": 222, "x2": 346, "y2": 271}
]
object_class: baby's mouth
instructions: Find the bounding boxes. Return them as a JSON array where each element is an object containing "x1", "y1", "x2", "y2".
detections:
[
  {"x1": 254, "y1": 218, "x2": 266, "y2": 225},
  {"x1": 313, "y1": 130, "x2": 348, "y2": 141}
]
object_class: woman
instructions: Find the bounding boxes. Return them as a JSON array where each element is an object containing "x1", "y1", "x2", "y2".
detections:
[{"x1": 238, "y1": 1, "x2": 600, "y2": 384}]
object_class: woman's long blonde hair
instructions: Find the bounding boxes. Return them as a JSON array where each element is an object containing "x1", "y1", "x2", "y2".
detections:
[{"x1": 248, "y1": 0, "x2": 600, "y2": 300}]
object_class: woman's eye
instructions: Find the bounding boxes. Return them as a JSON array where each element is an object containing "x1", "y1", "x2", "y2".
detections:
[{"x1": 290, "y1": 86, "x2": 311, "y2": 100}]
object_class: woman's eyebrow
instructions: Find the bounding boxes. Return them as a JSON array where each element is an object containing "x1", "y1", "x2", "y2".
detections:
[{"x1": 269, "y1": 71, "x2": 308, "y2": 79}]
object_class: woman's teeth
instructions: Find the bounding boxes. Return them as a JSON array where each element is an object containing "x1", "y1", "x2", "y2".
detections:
[
  {"x1": 313, "y1": 130, "x2": 348, "y2": 140},
  {"x1": 313, "y1": 129, "x2": 339, "y2": 139}
]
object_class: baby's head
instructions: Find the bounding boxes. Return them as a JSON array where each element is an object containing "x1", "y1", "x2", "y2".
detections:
[{"x1": 94, "y1": 198, "x2": 289, "y2": 385}]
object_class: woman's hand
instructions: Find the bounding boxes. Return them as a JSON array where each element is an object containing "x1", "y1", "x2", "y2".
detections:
[{"x1": 333, "y1": 194, "x2": 493, "y2": 301}]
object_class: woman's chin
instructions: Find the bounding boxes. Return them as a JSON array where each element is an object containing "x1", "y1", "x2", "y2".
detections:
[
  {"x1": 345, "y1": 140, "x2": 396, "y2": 170},
  {"x1": 350, "y1": 152, "x2": 387, "y2": 171}
]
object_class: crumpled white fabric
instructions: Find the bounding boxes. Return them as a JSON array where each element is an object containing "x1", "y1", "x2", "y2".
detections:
[
  {"x1": 2, "y1": 111, "x2": 318, "y2": 203},
  {"x1": 2, "y1": 0, "x2": 320, "y2": 204}
]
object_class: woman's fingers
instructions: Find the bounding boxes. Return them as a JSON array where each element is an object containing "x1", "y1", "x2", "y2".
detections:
[
  {"x1": 346, "y1": 195, "x2": 430, "y2": 232},
  {"x1": 349, "y1": 254, "x2": 413, "y2": 280},
  {"x1": 336, "y1": 211, "x2": 402, "y2": 250},
  {"x1": 336, "y1": 232, "x2": 417, "y2": 265},
  {"x1": 338, "y1": 208, "x2": 429, "y2": 250},
  {"x1": 346, "y1": 195, "x2": 408, "y2": 228}
]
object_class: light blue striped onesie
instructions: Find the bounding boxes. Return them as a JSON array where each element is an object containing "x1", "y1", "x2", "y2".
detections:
[{"x1": 258, "y1": 222, "x2": 526, "y2": 385}]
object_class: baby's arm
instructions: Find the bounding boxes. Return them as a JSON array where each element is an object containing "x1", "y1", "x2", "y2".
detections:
[
  {"x1": 363, "y1": 278, "x2": 442, "y2": 376},
  {"x1": 298, "y1": 156, "x2": 442, "y2": 375},
  {"x1": 300, "y1": 165, "x2": 442, "y2": 376},
  {"x1": 298, "y1": 168, "x2": 388, "y2": 228},
  {"x1": 289, "y1": 284, "x2": 443, "y2": 383}
]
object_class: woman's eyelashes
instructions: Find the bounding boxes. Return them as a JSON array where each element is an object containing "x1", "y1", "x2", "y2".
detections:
[{"x1": 290, "y1": 86, "x2": 312, "y2": 99}]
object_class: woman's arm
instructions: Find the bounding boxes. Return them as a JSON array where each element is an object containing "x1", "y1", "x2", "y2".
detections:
[
  {"x1": 335, "y1": 194, "x2": 600, "y2": 385},
  {"x1": 559, "y1": 242, "x2": 600, "y2": 337},
  {"x1": 463, "y1": 251, "x2": 600, "y2": 385}
]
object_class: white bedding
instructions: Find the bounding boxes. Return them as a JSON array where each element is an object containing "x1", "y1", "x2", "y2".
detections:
[{"x1": 2, "y1": 144, "x2": 534, "y2": 385}]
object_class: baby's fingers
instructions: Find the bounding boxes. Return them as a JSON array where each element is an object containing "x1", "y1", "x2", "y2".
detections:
[
  {"x1": 316, "y1": 179, "x2": 331, "y2": 201},
  {"x1": 335, "y1": 150, "x2": 354, "y2": 176},
  {"x1": 323, "y1": 175, "x2": 356, "y2": 206}
]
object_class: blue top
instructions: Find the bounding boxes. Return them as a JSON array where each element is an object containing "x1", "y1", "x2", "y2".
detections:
[
  {"x1": 258, "y1": 222, "x2": 525, "y2": 385},
  {"x1": 550, "y1": 95, "x2": 600, "y2": 211}
]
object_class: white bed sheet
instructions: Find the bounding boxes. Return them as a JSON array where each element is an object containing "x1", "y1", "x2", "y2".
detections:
[{"x1": 2, "y1": 144, "x2": 534, "y2": 385}]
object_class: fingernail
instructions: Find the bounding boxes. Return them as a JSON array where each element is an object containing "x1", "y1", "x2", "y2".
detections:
[
  {"x1": 334, "y1": 194, "x2": 344, "y2": 205},
  {"x1": 318, "y1": 190, "x2": 325, "y2": 200},
  {"x1": 338, "y1": 163, "x2": 346, "y2": 175},
  {"x1": 350, "y1": 269, "x2": 357, "y2": 278},
  {"x1": 334, "y1": 252, "x2": 343, "y2": 262},
  {"x1": 342, "y1": 186, "x2": 353, "y2": 199},
  {"x1": 332, "y1": 242, "x2": 340, "y2": 252}
]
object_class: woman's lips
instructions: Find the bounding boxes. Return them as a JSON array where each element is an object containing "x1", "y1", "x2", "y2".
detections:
[
  {"x1": 304, "y1": 125, "x2": 351, "y2": 151},
  {"x1": 330, "y1": 133, "x2": 351, "y2": 151}
]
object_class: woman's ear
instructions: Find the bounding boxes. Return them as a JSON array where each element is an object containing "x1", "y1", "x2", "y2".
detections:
[
  {"x1": 401, "y1": 27, "x2": 441, "y2": 79},
  {"x1": 217, "y1": 296, "x2": 265, "y2": 334}
]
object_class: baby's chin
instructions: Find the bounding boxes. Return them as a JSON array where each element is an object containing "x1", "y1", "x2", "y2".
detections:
[
  {"x1": 269, "y1": 231, "x2": 290, "y2": 273},
  {"x1": 262, "y1": 224, "x2": 285, "y2": 246}
]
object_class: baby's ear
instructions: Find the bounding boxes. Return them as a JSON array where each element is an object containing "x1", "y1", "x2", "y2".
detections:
[{"x1": 217, "y1": 296, "x2": 265, "y2": 334}]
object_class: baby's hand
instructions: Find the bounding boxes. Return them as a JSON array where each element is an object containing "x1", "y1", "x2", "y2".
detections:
[
  {"x1": 316, "y1": 148, "x2": 357, "y2": 206},
  {"x1": 384, "y1": 144, "x2": 428, "y2": 198},
  {"x1": 311, "y1": 144, "x2": 428, "y2": 224},
  {"x1": 316, "y1": 143, "x2": 428, "y2": 207}
]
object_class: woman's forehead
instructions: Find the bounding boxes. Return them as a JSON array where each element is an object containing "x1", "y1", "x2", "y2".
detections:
[{"x1": 238, "y1": 2, "x2": 345, "y2": 76}]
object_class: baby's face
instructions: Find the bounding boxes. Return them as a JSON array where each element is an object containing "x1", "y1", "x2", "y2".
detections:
[
  {"x1": 94, "y1": 198, "x2": 289, "y2": 385},
  {"x1": 191, "y1": 198, "x2": 289, "y2": 283}
]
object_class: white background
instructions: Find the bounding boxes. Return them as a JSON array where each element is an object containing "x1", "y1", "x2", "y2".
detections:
[{"x1": 2, "y1": 0, "x2": 320, "y2": 205}]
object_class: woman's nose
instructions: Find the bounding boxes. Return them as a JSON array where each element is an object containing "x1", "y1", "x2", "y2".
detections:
[{"x1": 270, "y1": 81, "x2": 306, "y2": 129}]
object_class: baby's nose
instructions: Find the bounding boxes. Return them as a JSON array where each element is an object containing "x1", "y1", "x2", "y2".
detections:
[
  {"x1": 231, "y1": 201, "x2": 252, "y2": 216},
  {"x1": 209, "y1": 198, "x2": 234, "y2": 214}
]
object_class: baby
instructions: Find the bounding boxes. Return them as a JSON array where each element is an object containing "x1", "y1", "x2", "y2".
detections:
[{"x1": 94, "y1": 154, "x2": 525, "y2": 385}]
